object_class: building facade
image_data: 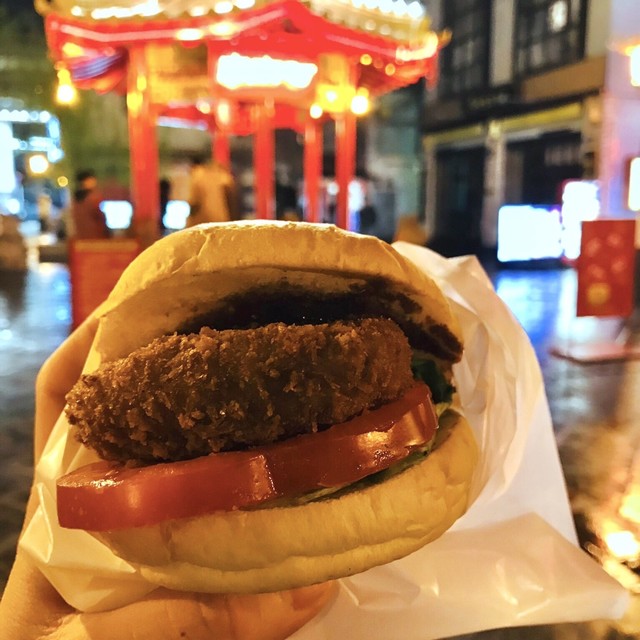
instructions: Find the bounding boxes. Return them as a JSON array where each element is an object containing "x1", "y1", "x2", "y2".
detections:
[{"x1": 422, "y1": 0, "x2": 640, "y2": 257}]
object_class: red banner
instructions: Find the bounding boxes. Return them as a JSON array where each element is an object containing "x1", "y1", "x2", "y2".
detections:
[
  {"x1": 576, "y1": 219, "x2": 636, "y2": 317},
  {"x1": 69, "y1": 239, "x2": 139, "y2": 328}
]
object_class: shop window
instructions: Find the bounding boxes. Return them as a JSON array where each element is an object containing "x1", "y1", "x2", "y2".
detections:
[
  {"x1": 515, "y1": 0, "x2": 586, "y2": 77},
  {"x1": 439, "y1": 0, "x2": 490, "y2": 98}
]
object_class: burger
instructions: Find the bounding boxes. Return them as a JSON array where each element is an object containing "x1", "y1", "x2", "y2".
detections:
[{"x1": 56, "y1": 220, "x2": 478, "y2": 597}]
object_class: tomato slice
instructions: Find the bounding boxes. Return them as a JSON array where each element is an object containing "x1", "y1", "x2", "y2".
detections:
[{"x1": 57, "y1": 383, "x2": 437, "y2": 531}]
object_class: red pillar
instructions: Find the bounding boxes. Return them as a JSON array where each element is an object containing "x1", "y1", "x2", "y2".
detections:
[
  {"x1": 303, "y1": 117, "x2": 323, "y2": 222},
  {"x1": 127, "y1": 45, "x2": 159, "y2": 247},
  {"x1": 213, "y1": 129, "x2": 231, "y2": 168},
  {"x1": 334, "y1": 109, "x2": 356, "y2": 230},
  {"x1": 254, "y1": 103, "x2": 275, "y2": 219}
]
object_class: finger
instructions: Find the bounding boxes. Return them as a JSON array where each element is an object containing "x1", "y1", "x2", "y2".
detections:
[
  {"x1": 58, "y1": 582, "x2": 338, "y2": 640},
  {"x1": 34, "y1": 314, "x2": 99, "y2": 461},
  {"x1": 0, "y1": 490, "x2": 74, "y2": 640}
]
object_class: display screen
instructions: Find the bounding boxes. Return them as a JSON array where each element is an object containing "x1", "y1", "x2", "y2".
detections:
[
  {"x1": 99, "y1": 200, "x2": 133, "y2": 230},
  {"x1": 163, "y1": 200, "x2": 190, "y2": 230}
]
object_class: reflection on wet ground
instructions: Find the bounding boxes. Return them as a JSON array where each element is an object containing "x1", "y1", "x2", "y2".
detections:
[
  {"x1": 0, "y1": 264, "x2": 70, "y2": 589},
  {"x1": 1, "y1": 258, "x2": 639, "y2": 638}
]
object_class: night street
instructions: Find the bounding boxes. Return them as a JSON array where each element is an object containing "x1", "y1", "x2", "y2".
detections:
[{"x1": 1, "y1": 242, "x2": 639, "y2": 638}]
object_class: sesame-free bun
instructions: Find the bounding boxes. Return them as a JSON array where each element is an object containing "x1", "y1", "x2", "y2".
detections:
[
  {"x1": 95, "y1": 411, "x2": 477, "y2": 594},
  {"x1": 88, "y1": 221, "x2": 463, "y2": 370},
  {"x1": 72, "y1": 221, "x2": 477, "y2": 595}
]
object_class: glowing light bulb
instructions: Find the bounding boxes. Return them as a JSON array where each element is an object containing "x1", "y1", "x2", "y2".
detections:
[
  {"x1": 351, "y1": 93, "x2": 370, "y2": 115},
  {"x1": 176, "y1": 28, "x2": 204, "y2": 41},
  {"x1": 310, "y1": 103, "x2": 323, "y2": 119},
  {"x1": 604, "y1": 530, "x2": 640, "y2": 562},
  {"x1": 325, "y1": 89, "x2": 338, "y2": 103},
  {"x1": 56, "y1": 68, "x2": 77, "y2": 105}
]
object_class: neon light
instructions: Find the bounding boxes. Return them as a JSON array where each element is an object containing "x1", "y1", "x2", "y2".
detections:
[{"x1": 216, "y1": 54, "x2": 317, "y2": 90}]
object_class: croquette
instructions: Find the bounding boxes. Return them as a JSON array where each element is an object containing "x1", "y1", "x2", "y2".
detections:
[{"x1": 65, "y1": 318, "x2": 414, "y2": 464}]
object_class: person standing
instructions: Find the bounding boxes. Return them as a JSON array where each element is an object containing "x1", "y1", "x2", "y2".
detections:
[
  {"x1": 186, "y1": 158, "x2": 238, "y2": 227},
  {"x1": 70, "y1": 169, "x2": 109, "y2": 240}
]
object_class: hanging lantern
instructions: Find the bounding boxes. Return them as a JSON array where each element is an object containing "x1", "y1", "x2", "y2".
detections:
[
  {"x1": 55, "y1": 66, "x2": 78, "y2": 105},
  {"x1": 315, "y1": 54, "x2": 354, "y2": 113}
]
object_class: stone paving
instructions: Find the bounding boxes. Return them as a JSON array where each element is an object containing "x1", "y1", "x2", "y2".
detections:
[{"x1": 1, "y1": 254, "x2": 639, "y2": 638}]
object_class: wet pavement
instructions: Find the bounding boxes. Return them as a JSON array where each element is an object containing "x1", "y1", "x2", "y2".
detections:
[{"x1": 1, "y1": 244, "x2": 640, "y2": 638}]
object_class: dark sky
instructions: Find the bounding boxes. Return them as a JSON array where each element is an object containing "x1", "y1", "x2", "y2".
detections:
[{"x1": 1, "y1": 0, "x2": 40, "y2": 15}]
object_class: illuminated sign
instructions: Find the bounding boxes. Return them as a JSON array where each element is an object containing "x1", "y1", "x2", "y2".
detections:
[
  {"x1": 216, "y1": 54, "x2": 317, "y2": 91},
  {"x1": 561, "y1": 180, "x2": 600, "y2": 261},
  {"x1": 497, "y1": 205, "x2": 563, "y2": 263},
  {"x1": 628, "y1": 157, "x2": 640, "y2": 211},
  {"x1": 631, "y1": 46, "x2": 640, "y2": 87}
]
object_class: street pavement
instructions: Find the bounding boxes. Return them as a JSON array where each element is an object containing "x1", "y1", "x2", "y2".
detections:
[{"x1": 1, "y1": 246, "x2": 639, "y2": 638}]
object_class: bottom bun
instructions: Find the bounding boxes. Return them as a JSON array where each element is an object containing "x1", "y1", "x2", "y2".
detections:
[{"x1": 95, "y1": 411, "x2": 478, "y2": 594}]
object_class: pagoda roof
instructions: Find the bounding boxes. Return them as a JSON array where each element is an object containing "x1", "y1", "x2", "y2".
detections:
[{"x1": 37, "y1": 0, "x2": 443, "y2": 117}]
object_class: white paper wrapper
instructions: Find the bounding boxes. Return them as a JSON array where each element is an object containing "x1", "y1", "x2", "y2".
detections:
[{"x1": 19, "y1": 244, "x2": 629, "y2": 636}]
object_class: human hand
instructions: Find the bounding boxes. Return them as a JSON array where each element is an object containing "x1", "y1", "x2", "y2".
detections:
[{"x1": 0, "y1": 315, "x2": 336, "y2": 640}]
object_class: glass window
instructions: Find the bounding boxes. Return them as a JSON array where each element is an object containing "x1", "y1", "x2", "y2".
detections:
[
  {"x1": 515, "y1": 0, "x2": 586, "y2": 77},
  {"x1": 439, "y1": 0, "x2": 491, "y2": 98}
]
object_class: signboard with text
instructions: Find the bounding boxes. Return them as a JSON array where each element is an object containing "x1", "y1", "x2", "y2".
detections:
[
  {"x1": 576, "y1": 219, "x2": 636, "y2": 317},
  {"x1": 69, "y1": 239, "x2": 139, "y2": 328}
]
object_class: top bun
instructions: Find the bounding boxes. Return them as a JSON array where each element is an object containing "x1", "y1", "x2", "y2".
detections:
[{"x1": 92, "y1": 221, "x2": 462, "y2": 368}]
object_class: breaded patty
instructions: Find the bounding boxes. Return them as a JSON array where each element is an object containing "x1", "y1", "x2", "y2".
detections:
[{"x1": 65, "y1": 318, "x2": 414, "y2": 464}]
